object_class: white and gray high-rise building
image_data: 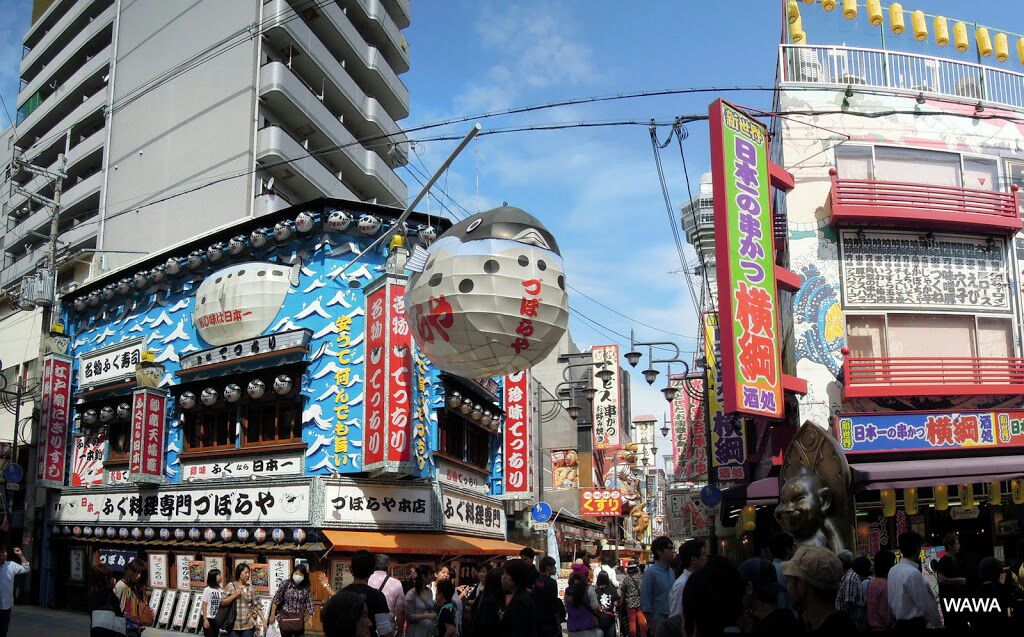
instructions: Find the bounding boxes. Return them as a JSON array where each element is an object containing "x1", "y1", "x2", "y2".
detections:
[
  {"x1": 680, "y1": 172, "x2": 716, "y2": 303},
  {"x1": 0, "y1": 0, "x2": 411, "y2": 439}
]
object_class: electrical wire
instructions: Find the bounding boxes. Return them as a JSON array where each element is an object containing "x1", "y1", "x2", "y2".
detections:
[{"x1": 673, "y1": 122, "x2": 717, "y2": 313}]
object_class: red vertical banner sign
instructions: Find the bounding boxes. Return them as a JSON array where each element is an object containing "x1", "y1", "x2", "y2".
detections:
[
  {"x1": 129, "y1": 387, "x2": 166, "y2": 484},
  {"x1": 591, "y1": 345, "x2": 622, "y2": 450},
  {"x1": 668, "y1": 376, "x2": 688, "y2": 475},
  {"x1": 502, "y1": 370, "x2": 531, "y2": 497},
  {"x1": 709, "y1": 99, "x2": 783, "y2": 418},
  {"x1": 683, "y1": 377, "x2": 707, "y2": 482},
  {"x1": 364, "y1": 282, "x2": 388, "y2": 469},
  {"x1": 36, "y1": 354, "x2": 72, "y2": 488},
  {"x1": 364, "y1": 274, "x2": 414, "y2": 473}
]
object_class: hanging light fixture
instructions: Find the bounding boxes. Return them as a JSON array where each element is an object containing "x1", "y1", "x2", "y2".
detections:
[
  {"x1": 447, "y1": 391, "x2": 462, "y2": 409},
  {"x1": 187, "y1": 250, "x2": 205, "y2": 270},
  {"x1": 934, "y1": 484, "x2": 949, "y2": 511},
  {"x1": 207, "y1": 242, "x2": 226, "y2": 263},
  {"x1": 989, "y1": 481, "x2": 1002, "y2": 506},
  {"x1": 904, "y1": 487, "x2": 919, "y2": 515},
  {"x1": 959, "y1": 483, "x2": 975, "y2": 508},
  {"x1": 295, "y1": 211, "x2": 317, "y2": 233},
  {"x1": 165, "y1": 257, "x2": 183, "y2": 276},
  {"x1": 880, "y1": 489, "x2": 897, "y2": 517},
  {"x1": 274, "y1": 221, "x2": 294, "y2": 242},
  {"x1": 327, "y1": 209, "x2": 354, "y2": 232},
  {"x1": 460, "y1": 398, "x2": 472, "y2": 414},
  {"x1": 251, "y1": 227, "x2": 271, "y2": 249},
  {"x1": 228, "y1": 235, "x2": 249, "y2": 255}
]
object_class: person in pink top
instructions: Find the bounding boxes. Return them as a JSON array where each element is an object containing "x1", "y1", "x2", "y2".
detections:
[
  {"x1": 866, "y1": 550, "x2": 896, "y2": 632},
  {"x1": 368, "y1": 555, "x2": 406, "y2": 637}
]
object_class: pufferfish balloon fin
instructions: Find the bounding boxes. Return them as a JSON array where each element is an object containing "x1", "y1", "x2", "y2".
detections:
[{"x1": 406, "y1": 245, "x2": 429, "y2": 273}]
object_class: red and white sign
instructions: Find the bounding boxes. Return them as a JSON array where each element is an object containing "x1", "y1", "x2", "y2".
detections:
[
  {"x1": 36, "y1": 354, "x2": 72, "y2": 488},
  {"x1": 364, "y1": 275, "x2": 414, "y2": 471},
  {"x1": 592, "y1": 345, "x2": 622, "y2": 450},
  {"x1": 71, "y1": 431, "x2": 106, "y2": 487},
  {"x1": 129, "y1": 387, "x2": 166, "y2": 483},
  {"x1": 580, "y1": 489, "x2": 622, "y2": 517},
  {"x1": 502, "y1": 370, "x2": 531, "y2": 497}
]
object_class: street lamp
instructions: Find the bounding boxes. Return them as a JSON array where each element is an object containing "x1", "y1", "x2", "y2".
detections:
[{"x1": 660, "y1": 413, "x2": 670, "y2": 438}]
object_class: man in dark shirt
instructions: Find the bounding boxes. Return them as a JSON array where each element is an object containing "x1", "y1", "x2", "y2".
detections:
[
  {"x1": 782, "y1": 546, "x2": 856, "y2": 636},
  {"x1": 737, "y1": 558, "x2": 801, "y2": 634},
  {"x1": 531, "y1": 556, "x2": 562, "y2": 637},
  {"x1": 937, "y1": 533, "x2": 969, "y2": 632},
  {"x1": 342, "y1": 551, "x2": 395, "y2": 637}
]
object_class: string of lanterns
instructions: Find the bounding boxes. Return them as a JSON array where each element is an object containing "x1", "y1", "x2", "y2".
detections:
[
  {"x1": 70, "y1": 208, "x2": 439, "y2": 313},
  {"x1": 878, "y1": 479, "x2": 1024, "y2": 517},
  {"x1": 51, "y1": 525, "x2": 308, "y2": 545},
  {"x1": 445, "y1": 390, "x2": 500, "y2": 434},
  {"x1": 178, "y1": 375, "x2": 294, "y2": 409},
  {"x1": 788, "y1": 0, "x2": 1024, "y2": 65}
]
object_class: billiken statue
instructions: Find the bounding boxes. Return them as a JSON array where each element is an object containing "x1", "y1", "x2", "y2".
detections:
[{"x1": 774, "y1": 468, "x2": 846, "y2": 553}]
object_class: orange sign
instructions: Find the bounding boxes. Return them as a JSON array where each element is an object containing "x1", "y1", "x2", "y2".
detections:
[{"x1": 579, "y1": 489, "x2": 622, "y2": 517}]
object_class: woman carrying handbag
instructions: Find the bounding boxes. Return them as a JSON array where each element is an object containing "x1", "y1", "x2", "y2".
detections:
[
  {"x1": 115, "y1": 560, "x2": 154, "y2": 637},
  {"x1": 269, "y1": 564, "x2": 315, "y2": 637}
]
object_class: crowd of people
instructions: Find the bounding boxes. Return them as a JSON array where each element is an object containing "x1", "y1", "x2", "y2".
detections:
[{"x1": 81, "y1": 533, "x2": 1024, "y2": 637}]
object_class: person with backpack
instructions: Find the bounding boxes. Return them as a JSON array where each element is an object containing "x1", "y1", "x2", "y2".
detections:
[
  {"x1": 199, "y1": 569, "x2": 225, "y2": 637},
  {"x1": 565, "y1": 564, "x2": 599, "y2": 637},
  {"x1": 369, "y1": 555, "x2": 406, "y2": 637},
  {"x1": 115, "y1": 559, "x2": 153, "y2": 637},
  {"x1": 595, "y1": 571, "x2": 619, "y2": 637},
  {"x1": 269, "y1": 563, "x2": 315, "y2": 637},
  {"x1": 435, "y1": 581, "x2": 458, "y2": 637}
]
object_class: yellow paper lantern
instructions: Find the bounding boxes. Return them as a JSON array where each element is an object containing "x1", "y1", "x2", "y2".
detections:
[
  {"x1": 933, "y1": 16, "x2": 949, "y2": 46},
  {"x1": 954, "y1": 21, "x2": 970, "y2": 52},
  {"x1": 995, "y1": 33, "x2": 1009, "y2": 62},
  {"x1": 843, "y1": 0, "x2": 857, "y2": 20},
  {"x1": 822, "y1": 0, "x2": 836, "y2": 11},
  {"x1": 977, "y1": 26, "x2": 993, "y2": 57},
  {"x1": 1017, "y1": 37, "x2": 1024, "y2": 64},
  {"x1": 867, "y1": 0, "x2": 883, "y2": 26},
  {"x1": 989, "y1": 481, "x2": 1002, "y2": 506},
  {"x1": 889, "y1": 4, "x2": 905, "y2": 35},
  {"x1": 741, "y1": 505, "x2": 757, "y2": 532},
  {"x1": 789, "y1": 16, "x2": 806, "y2": 44},
  {"x1": 881, "y1": 489, "x2": 897, "y2": 517},
  {"x1": 934, "y1": 484, "x2": 949, "y2": 510},
  {"x1": 904, "y1": 487, "x2": 919, "y2": 515},
  {"x1": 911, "y1": 10, "x2": 927, "y2": 41},
  {"x1": 788, "y1": 0, "x2": 800, "y2": 24},
  {"x1": 959, "y1": 483, "x2": 975, "y2": 508},
  {"x1": 1012, "y1": 479, "x2": 1024, "y2": 505}
]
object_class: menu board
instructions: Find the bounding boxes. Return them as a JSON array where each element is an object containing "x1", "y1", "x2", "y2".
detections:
[
  {"x1": 158, "y1": 589, "x2": 177, "y2": 627},
  {"x1": 186, "y1": 590, "x2": 204, "y2": 630},
  {"x1": 69, "y1": 548, "x2": 85, "y2": 583},
  {"x1": 176, "y1": 554, "x2": 195, "y2": 591},
  {"x1": 329, "y1": 559, "x2": 350, "y2": 592},
  {"x1": 172, "y1": 591, "x2": 191, "y2": 628},
  {"x1": 268, "y1": 558, "x2": 292, "y2": 599},
  {"x1": 147, "y1": 589, "x2": 163, "y2": 617},
  {"x1": 149, "y1": 553, "x2": 169, "y2": 589}
]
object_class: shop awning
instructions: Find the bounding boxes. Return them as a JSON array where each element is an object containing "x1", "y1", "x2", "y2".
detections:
[
  {"x1": 747, "y1": 477, "x2": 780, "y2": 506},
  {"x1": 851, "y1": 456, "x2": 1024, "y2": 490},
  {"x1": 324, "y1": 530, "x2": 524, "y2": 556}
]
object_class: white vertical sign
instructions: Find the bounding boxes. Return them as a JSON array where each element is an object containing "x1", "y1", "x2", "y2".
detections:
[{"x1": 592, "y1": 345, "x2": 622, "y2": 450}]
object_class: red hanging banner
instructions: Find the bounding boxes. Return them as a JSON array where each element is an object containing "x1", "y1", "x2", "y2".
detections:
[
  {"x1": 36, "y1": 354, "x2": 72, "y2": 488},
  {"x1": 129, "y1": 387, "x2": 167, "y2": 484},
  {"x1": 501, "y1": 370, "x2": 531, "y2": 497}
]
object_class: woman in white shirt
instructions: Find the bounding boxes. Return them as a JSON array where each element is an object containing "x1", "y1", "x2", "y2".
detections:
[{"x1": 200, "y1": 569, "x2": 224, "y2": 637}]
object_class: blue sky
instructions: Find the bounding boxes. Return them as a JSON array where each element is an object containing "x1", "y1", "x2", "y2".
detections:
[{"x1": 1, "y1": 1, "x2": 1023, "y2": 465}]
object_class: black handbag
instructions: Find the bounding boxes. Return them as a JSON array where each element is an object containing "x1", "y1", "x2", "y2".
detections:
[{"x1": 215, "y1": 598, "x2": 237, "y2": 633}]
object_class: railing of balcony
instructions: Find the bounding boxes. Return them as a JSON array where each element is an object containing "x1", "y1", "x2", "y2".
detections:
[
  {"x1": 842, "y1": 351, "x2": 1024, "y2": 397},
  {"x1": 780, "y1": 44, "x2": 1024, "y2": 111}
]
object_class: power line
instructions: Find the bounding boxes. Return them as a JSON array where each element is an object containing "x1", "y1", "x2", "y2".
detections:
[{"x1": 566, "y1": 284, "x2": 698, "y2": 340}]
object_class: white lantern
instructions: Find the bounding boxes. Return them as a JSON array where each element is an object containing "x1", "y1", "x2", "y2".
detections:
[
  {"x1": 117, "y1": 403, "x2": 132, "y2": 420},
  {"x1": 203, "y1": 528, "x2": 216, "y2": 543},
  {"x1": 51, "y1": 526, "x2": 61, "y2": 537},
  {"x1": 418, "y1": 225, "x2": 437, "y2": 245},
  {"x1": 237, "y1": 528, "x2": 250, "y2": 542},
  {"x1": 481, "y1": 411, "x2": 493, "y2": 426},
  {"x1": 165, "y1": 257, "x2": 183, "y2": 276},
  {"x1": 327, "y1": 209, "x2": 353, "y2": 232},
  {"x1": 179, "y1": 392, "x2": 197, "y2": 410},
  {"x1": 107, "y1": 527, "x2": 117, "y2": 538},
  {"x1": 460, "y1": 398, "x2": 472, "y2": 415},
  {"x1": 83, "y1": 526, "x2": 93, "y2": 537},
  {"x1": 224, "y1": 384, "x2": 242, "y2": 403},
  {"x1": 228, "y1": 235, "x2": 248, "y2": 255},
  {"x1": 251, "y1": 228, "x2": 271, "y2": 249},
  {"x1": 117, "y1": 278, "x2": 132, "y2": 295},
  {"x1": 133, "y1": 272, "x2": 148, "y2": 289},
  {"x1": 471, "y1": 404, "x2": 483, "y2": 420},
  {"x1": 187, "y1": 250, "x2": 205, "y2": 270},
  {"x1": 200, "y1": 388, "x2": 219, "y2": 406},
  {"x1": 447, "y1": 391, "x2": 462, "y2": 409},
  {"x1": 293, "y1": 529, "x2": 307, "y2": 544},
  {"x1": 208, "y1": 242, "x2": 226, "y2": 262},
  {"x1": 73, "y1": 526, "x2": 83, "y2": 537},
  {"x1": 273, "y1": 221, "x2": 293, "y2": 242},
  {"x1": 405, "y1": 206, "x2": 568, "y2": 378},
  {"x1": 159, "y1": 528, "x2": 171, "y2": 540},
  {"x1": 273, "y1": 375, "x2": 293, "y2": 395},
  {"x1": 144, "y1": 528, "x2": 155, "y2": 539},
  {"x1": 296, "y1": 211, "x2": 316, "y2": 233},
  {"x1": 99, "y1": 406, "x2": 115, "y2": 423},
  {"x1": 220, "y1": 528, "x2": 233, "y2": 542},
  {"x1": 150, "y1": 265, "x2": 166, "y2": 282},
  {"x1": 73, "y1": 297, "x2": 87, "y2": 312},
  {"x1": 83, "y1": 409, "x2": 99, "y2": 426},
  {"x1": 189, "y1": 528, "x2": 201, "y2": 541},
  {"x1": 102, "y1": 284, "x2": 116, "y2": 300},
  {"x1": 87, "y1": 291, "x2": 101, "y2": 306},
  {"x1": 253, "y1": 528, "x2": 267, "y2": 543},
  {"x1": 119, "y1": 528, "x2": 129, "y2": 539},
  {"x1": 174, "y1": 528, "x2": 186, "y2": 540},
  {"x1": 247, "y1": 379, "x2": 266, "y2": 399},
  {"x1": 357, "y1": 215, "x2": 381, "y2": 235},
  {"x1": 271, "y1": 528, "x2": 285, "y2": 544}
]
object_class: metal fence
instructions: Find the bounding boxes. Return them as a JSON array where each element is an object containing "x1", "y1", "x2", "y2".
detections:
[{"x1": 780, "y1": 44, "x2": 1024, "y2": 110}]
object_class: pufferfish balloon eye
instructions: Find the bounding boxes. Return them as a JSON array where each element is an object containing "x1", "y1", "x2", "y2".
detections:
[{"x1": 404, "y1": 206, "x2": 568, "y2": 378}]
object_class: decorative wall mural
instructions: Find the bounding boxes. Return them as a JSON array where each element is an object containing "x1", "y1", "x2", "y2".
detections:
[{"x1": 793, "y1": 264, "x2": 843, "y2": 378}]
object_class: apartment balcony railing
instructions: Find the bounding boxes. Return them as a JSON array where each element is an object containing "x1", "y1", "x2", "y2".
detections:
[
  {"x1": 842, "y1": 348, "x2": 1024, "y2": 398},
  {"x1": 780, "y1": 44, "x2": 1024, "y2": 111},
  {"x1": 829, "y1": 169, "x2": 1022, "y2": 233}
]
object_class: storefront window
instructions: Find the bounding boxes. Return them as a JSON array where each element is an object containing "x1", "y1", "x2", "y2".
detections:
[
  {"x1": 243, "y1": 398, "x2": 302, "y2": 446},
  {"x1": 439, "y1": 410, "x2": 491, "y2": 470},
  {"x1": 185, "y1": 409, "x2": 234, "y2": 450},
  {"x1": 107, "y1": 418, "x2": 130, "y2": 462}
]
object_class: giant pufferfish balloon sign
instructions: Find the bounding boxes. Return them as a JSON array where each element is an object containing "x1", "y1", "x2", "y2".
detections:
[{"x1": 404, "y1": 206, "x2": 569, "y2": 378}]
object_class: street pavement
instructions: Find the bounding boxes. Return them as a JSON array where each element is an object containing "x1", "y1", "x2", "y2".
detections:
[{"x1": 10, "y1": 604, "x2": 193, "y2": 637}]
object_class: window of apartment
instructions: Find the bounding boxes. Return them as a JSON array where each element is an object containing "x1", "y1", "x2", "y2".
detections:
[
  {"x1": 845, "y1": 313, "x2": 1013, "y2": 358},
  {"x1": 438, "y1": 409, "x2": 491, "y2": 470},
  {"x1": 835, "y1": 145, "x2": 1002, "y2": 190},
  {"x1": 106, "y1": 416, "x2": 130, "y2": 462},
  {"x1": 185, "y1": 409, "x2": 234, "y2": 451},
  {"x1": 835, "y1": 145, "x2": 873, "y2": 180},
  {"x1": 243, "y1": 398, "x2": 302, "y2": 447}
]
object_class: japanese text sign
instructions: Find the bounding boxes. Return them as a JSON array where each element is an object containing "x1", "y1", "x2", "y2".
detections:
[
  {"x1": 681, "y1": 377, "x2": 708, "y2": 482},
  {"x1": 836, "y1": 410, "x2": 1024, "y2": 454},
  {"x1": 442, "y1": 490, "x2": 506, "y2": 539},
  {"x1": 179, "y1": 329, "x2": 310, "y2": 371},
  {"x1": 182, "y1": 453, "x2": 301, "y2": 481},
  {"x1": 323, "y1": 481, "x2": 434, "y2": 529},
  {"x1": 364, "y1": 276, "x2": 414, "y2": 471},
  {"x1": 592, "y1": 345, "x2": 622, "y2": 450},
  {"x1": 709, "y1": 99, "x2": 783, "y2": 419},
  {"x1": 579, "y1": 489, "x2": 622, "y2": 517},
  {"x1": 71, "y1": 431, "x2": 106, "y2": 487},
  {"x1": 129, "y1": 387, "x2": 167, "y2": 484},
  {"x1": 668, "y1": 376, "x2": 688, "y2": 472},
  {"x1": 705, "y1": 314, "x2": 748, "y2": 483},
  {"x1": 502, "y1": 370, "x2": 532, "y2": 497},
  {"x1": 78, "y1": 339, "x2": 143, "y2": 388},
  {"x1": 36, "y1": 354, "x2": 72, "y2": 488}
]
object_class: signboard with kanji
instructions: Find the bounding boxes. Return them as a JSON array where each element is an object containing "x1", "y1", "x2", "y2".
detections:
[
  {"x1": 836, "y1": 410, "x2": 1024, "y2": 454},
  {"x1": 129, "y1": 387, "x2": 167, "y2": 484},
  {"x1": 592, "y1": 345, "x2": 622, "y2": 450},
  {"x1": 502, "y1": 370, "x2": 532, "y2": 497},
  {"x1": 579, "y1": 488, "x2": 622, "y2": 517},
  {"x1": 668, "y1": 376, "x2": 688, "y2": 474},
  {"x1": 705, "y1": 314, "x2": 748, "y2": 483},
  {"x1": 441, "y1": 488, "x2": 506, "y2": 539},
  {"x1": 709, "y1": 99, "x2": 783, "y2": 419},
  {"x1": 36, "y1": 354, "x2": 72, "y2": 488},
  {"x1": 77, "y1": 339, "x2": 143, "y2": 389},
  {"x1": 680, "y1": 377, "x2": 707, "y2": 482}
]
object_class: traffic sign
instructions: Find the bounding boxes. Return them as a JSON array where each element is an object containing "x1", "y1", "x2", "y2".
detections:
[
  {"x1": 3, "y1": 463, "x2": 23, "y2": 484},
  {"x1": 700, "y1": 484, "x2": 723, "y2": 508},
  {"x1": 531, "y1": 501, "x2": 553, "y2": 523}
]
